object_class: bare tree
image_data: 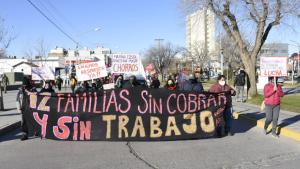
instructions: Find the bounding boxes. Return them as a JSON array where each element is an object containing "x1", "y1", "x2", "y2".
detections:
[
  {"x1": 187, "y1": 41, "x2": 210, "y2": 68},
  {"x1": 0, "y1": 17, "x2": 16, "y2": 58},
  {"x1": 221, "y1": 34, "x2": 244, "y2": 72},
  {"x1": 181, "y1": 0, "x2": 300, "y2": 97},
  {"x1": 144, "y1": 42, "x2": 181, "y2": 79},
  {"x1": 34, "y1": 38, "x2": 49, "y2": 58}
]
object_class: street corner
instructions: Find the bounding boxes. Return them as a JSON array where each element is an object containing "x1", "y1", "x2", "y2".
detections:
[{"x1": 233, "y1": 111, "x2": 300, "y2": 142}]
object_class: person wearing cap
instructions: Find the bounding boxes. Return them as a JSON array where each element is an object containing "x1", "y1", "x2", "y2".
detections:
[
  {"x1": 16, "y1": 76, "x2": 37, "y2": 141},
  {"x1": 263, "y1": 77, "x2": 284, "y2": 138}
]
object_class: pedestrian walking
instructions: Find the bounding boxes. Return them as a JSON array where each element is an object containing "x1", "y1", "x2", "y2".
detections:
[
  {"x1": 2, "y1": 74, "x2": 9, "y2": 93},
  {"x1": 55, "y1": 75, "x2": 63, "y2": 91},
  {"x1": 234, "y1": 68, "x2": 246, "y2": 102},
  {"x1": 209, "y1": 75, "x2": 236, "y2": 137},
  {"x1": 16, "y1": 77, "x2": 37, "y2": 141},
  {"x1": 70, "y1": 75, "x2": 77, "y2": 93},
  {"x1": 263, "y1": 77, "x2": 284, "y2": 138}
]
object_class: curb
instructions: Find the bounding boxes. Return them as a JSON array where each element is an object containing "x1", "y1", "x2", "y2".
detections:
[
  {"x1": 0, "y1": 121, "x2": 21, "y2": 136},
  {"x1": 233, "y1": 112, "x2": 300, "y2": 142}
]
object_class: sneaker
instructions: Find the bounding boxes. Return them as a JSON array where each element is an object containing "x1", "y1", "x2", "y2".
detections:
[
  {"x1": 20, "y1": 135, "x2": 28, "y2": 141},
  {"x1": 228, "y1": 131, "x2": 234, "y2": 136},
  {"x1": 264, "y1": 129, "x2": 268, "y2": 135},
  {"x1": 272, "y1": 133, "x2": 279, "y2": 138}
]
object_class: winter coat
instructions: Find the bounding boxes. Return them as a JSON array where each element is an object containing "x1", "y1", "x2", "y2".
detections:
[
  {"x1": 263, "y1": 83, "x2": 284, "y2": 106},
  {"x1": 234, "y1": 72, "x2": 246, "y2": 86}
]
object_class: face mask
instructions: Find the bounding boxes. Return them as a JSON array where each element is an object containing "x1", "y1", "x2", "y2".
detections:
[
  {"x1": 168, "y1": 81, "x2": 173, "y2": 85},
  {"x1": 219, "y1": 81, "x2": 225, "y2": 86}
]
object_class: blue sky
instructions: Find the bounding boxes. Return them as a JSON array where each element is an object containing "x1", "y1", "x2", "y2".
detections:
[{"x1": 0, "y1": 0, "x2": 300, "y2": 57}]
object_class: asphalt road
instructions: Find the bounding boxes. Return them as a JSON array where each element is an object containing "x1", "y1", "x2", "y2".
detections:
[{"x1": 1, "y1": 117, "x2": 300, "y2": 169}]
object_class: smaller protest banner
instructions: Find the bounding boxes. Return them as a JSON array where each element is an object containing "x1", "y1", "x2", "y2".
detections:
[
  {"x1": 32, "y1": 66, "x2": 55, "y2": 80},
  {"x1": 111, "y1": 54, "x2": 144, "y2": 75},
  {"x1": 76, "y1": 61, "x2": 108, "y2": 81},
  {"x1": 260, "y1": 57, "x2": 288, "y2": 77}
]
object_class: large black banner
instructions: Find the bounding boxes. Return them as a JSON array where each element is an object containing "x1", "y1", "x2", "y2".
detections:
[{"x1": 23, "y1": 88, "x2": 230, "y2": 141}]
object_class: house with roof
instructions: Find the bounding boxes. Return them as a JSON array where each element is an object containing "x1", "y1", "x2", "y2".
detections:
[{"x1": 13, "y1": 61, "x2": 39, "y2": 75}]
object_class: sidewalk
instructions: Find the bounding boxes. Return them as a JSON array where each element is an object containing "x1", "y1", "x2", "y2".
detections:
[
  {"x1": 0, "y1": 90, "x2": 20, "y2": 136},
  {"x1": 233, "y1": 101, "x2": 300, "y2": 141},
  {"x1": 0, "y1": 88, "x2": 72, "y2": 136}
]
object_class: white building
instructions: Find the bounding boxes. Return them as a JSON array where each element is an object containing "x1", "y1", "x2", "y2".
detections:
[
  {"x1": 12, "y1": 62, "x2": 38, "y2": 75},
  {"x1": 259, "y1": 43, "x2": 289, "y2": 58},
  {"x1": 0, "y1": 58, "x2": 28, "y2": 74},
  {"x1": 186, "y1": 8, "x2": 216, "y2": 60}
]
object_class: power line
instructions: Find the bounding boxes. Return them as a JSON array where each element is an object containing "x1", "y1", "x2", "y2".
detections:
[{"x1": 25, "y1": 0, "x2": 80, "y2": 46}]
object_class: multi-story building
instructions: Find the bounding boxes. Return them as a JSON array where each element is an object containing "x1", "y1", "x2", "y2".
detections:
[
  {"x1": 186, "y1": 8, "x2": 216, "y2": 60},
  {"x1": 185, "y1": 9, "x2": 218, "y2": 75},
  {"x1": 259, "y1": 43, "x2": 289, "y2": 58}
]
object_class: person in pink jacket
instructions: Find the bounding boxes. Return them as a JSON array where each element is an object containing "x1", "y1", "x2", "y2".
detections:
[{"x1": 263, "y1": 77, "x2": 284, "y2": 138}]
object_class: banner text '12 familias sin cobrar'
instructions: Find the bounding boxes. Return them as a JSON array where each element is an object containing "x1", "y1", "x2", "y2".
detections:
[{"x1": 23, "y1": 88, "x2": 230, "y2": 141}]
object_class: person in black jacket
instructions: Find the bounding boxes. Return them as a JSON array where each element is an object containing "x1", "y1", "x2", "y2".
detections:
[
  {"x1": 234, "y1": 68, "x2": 246, "y2": 102},
  {"x1": 123, "y1": 75, "x2": 140, "y2": 88},
  {"x1": 16, "y1": 77, "x2": 37, "y2": 141},
  {"x1": 150, "y1": 74, "x2": 160, "y2": 88},
  {"x1": 40, "y1": 81, "x2": 55, "y2": 93}
]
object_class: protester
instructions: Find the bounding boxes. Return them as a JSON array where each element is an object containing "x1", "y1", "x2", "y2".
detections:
[
  {"x1": 123, "y1": 75, "x2": 140, "y2": 88},
  {"x1": 90, "y1": 83, "x2": 97, "y2": 92},
  {"x1": 2, "y1": 74, "x2": 9, "y2": 93},
  {"x1": 40, "y1": 81, "x2": 55, "y2": 93},
  {"x1": 16, "y1": 76, "x2": 37, "y2": 141},
  {"x1": 115, "y1": 75, "x2": 124, "y2": 88},
  {"x1": 96, "y1": 78, "x2": 104, "y2": 91},
  {"x1": 263, "y1": 77, "x2": 284, "y2": 138},
  {"x1": 182, "y1": 74, "x2": 204, "y2": 92},
  {"x1": 75, "y1": 81, "x2": 88, "y2": 93},
  {"x1": 55, "y1": 75, "x2": 63, "y2": 91},
  {"x1": 234, "y1": 68, "x2": 246, "y2": 102},
  {"x1": 164, "y1": 79, "x2": 176, "y2": 91},
  {"x1": 150, "y1": 74, "x2": 160, "y2": 88},
  {"x1": 70, "y1": 75, "x2": 77, "y2": 93},
  {"x1": 209, "y1": 75, "x2": 236, "y2": 137}
]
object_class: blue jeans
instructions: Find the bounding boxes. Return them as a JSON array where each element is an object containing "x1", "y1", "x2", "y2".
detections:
[{"x1": 224, "y1": 106, "x2": 233, "y2": 132}]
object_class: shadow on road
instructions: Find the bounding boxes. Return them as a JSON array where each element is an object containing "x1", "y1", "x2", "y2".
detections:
[
  {"x1": 0, "y1": 129, "x2": 22, "y2": 143},
  {"x1": 278, "y1": 114, "x2": 300, "y2": 135},
  {"x1": 232, "y1": 111, "x2": 265, "y2": 134}
]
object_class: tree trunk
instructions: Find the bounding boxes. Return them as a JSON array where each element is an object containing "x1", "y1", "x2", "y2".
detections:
[{"x1": 245, "y1": 63, "x2": 258, "y2": 98}]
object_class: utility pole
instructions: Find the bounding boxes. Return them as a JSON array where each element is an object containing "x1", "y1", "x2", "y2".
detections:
[{"x1": 220, "y1": 48, "x2": 224, "y2": 75}]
